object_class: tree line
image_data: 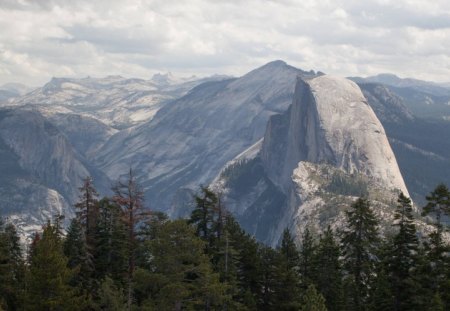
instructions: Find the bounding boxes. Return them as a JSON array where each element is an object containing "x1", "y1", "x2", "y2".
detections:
[{"x1": 0, "y1": 172, "x2": 450, "y2": 311}]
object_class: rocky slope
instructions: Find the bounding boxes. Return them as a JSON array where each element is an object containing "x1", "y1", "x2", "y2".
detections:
[
  {"x1": 1, "y1": 62, "x2": 449, "y2": 242},
  {"x1": 216, "y1": 75, "x2": 410, "y2": 245},
  {"x1": 6, "y1": 74, "x2": 228, "y2": 129},
  {"x1": 94, "y1": 61, "x2": 318, "y2": 216},
  {"x1": 359, "y1": 83, "x2": 450, "y2": 204},
  {"x1": 350, "y1": 74, "x2": 450, "y2": 121},
  {"x1": 0, "y1": 108, "x2": 110, "y2": 239}
]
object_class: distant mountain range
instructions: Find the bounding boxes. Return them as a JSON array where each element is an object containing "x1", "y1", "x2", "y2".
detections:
[
  {"x1": 350, "y1": 74, "x2": 450, "y2": 120},
  {"x1": 0, "y1": 62, "x2": 449, "y2": 241}
]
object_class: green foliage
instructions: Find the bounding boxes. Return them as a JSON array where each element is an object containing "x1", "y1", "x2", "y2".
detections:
[
  {"x1": 97, "y1": 276, "x2": 126, "y2": 311},
  {"x1": 428, "y1": 292, "x2": 444, "y2": 311},
  {"x1": 387, "y1": 193, "x2": 422, "y2": 310},
  {"x1": 301, "y1": 284, "x2": 327, "y2": 311},
  {"x1": 274, "y1": 229, "x2": 302, "y2": 310},
  {"x1": 189, "y1": 186, "x2": 218, "y2": 246},
  {"x1": 422, "y1": 183, "x2": 450, "y2": 228},
  {"x1": 325, "y1": 171, "x2": 369, "y2": 197},
  {"x1": 93, "y1": 198, "x2": 128, "y2": 285},
  {"x1": 369, "y1": 266, "x2": 394, "y2": 311},
  {"x1": 313, "y1": 227, "x2": 343, "y2": 311},
  {"x1": 64, "y1": 219, "x2": 94, "y2": 292},
  {"x1": 25, "y1": 223, "x2": 80, "y2": 311},
  {"x1": 133, "y1": 219, "x2": 227, "y2": 310},
  {"x1": 299, "y1": 227, "x2": 316, "y2": 288},
  {"x1": 421, "y1": 184, "x2": 450, "y2": 308},
  {"x1": 2, "y1": 181, "x2": 450, "y2": 311},
  {"x1": 341, "y1": 198, "x2": 379, "y2": 310},
  {"x1": 74, "y1": 176, "x2": 99, "y2": 247},
  {"x1": 0, "y1": 220, "x2": 24, "y2": 311}
]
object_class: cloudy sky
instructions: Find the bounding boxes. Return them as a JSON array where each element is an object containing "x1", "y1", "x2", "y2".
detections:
[{"x1": 1, "y1": 0, "x2": 450, "y2": 86}]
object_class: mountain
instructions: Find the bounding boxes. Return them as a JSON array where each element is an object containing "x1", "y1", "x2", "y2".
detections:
[
  {"x1": 1, "y1": 61, "x2": 450, "y2": 242},
  {"x1": 350, "y1": 74, "x2": 450, "y2": 120},
  {"x1": 6, "y1": 74, "x2": 229, "y2": 129},
  {"x1": 94, "y1": 61, "x2": 318, "y2": 216},
  {"x1": 0, "y1": 83, "x2": 33, "y2": 103},
  {"x1": 0, "y1": 108, "x2": 110, "y2": 239},
  {"x1": 358, "y1": 83, "x2": 450, "y2": 204},
  {"x1": 214, "y1": 75, "x2": 411, "y2": 245},
  {"x1": 46, "y1": 113, "x2": 118, "y2": 158},
  {"x1": 350, "y1": 73, "x2": 450, "y2": 96}
]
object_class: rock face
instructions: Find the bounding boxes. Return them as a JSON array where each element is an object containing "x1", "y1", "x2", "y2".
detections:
[
  {"x1": 8, "y1": 75, "x2": 228, "y2": 129},
  {"x1": 95, "y1": 61, "x2": 317, "y2": 215},
  {"x1": 262, "y1": 76, "x2": 408, "y2": 196},
  {"x1": 0, "y1": 108, "x2": 110, "y2": 239},
  {"x1": 2, "y1": 61, "x2": 449, "y2": 242},
  {"x1": 217, "y1": 75, "x2": 410, "y2": 245}
]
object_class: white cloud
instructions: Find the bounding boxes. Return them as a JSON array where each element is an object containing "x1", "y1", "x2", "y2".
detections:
[{"x1": 0, "y1": 0, "x2": 449, "y2": 85}]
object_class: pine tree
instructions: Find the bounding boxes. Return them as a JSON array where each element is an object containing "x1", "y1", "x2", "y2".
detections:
[
  {"x1": 313, "y1": 226, "x2": 343, "y2": 311},
  {"x1": 387, "y1": 193, "x2": 421, "y2": 311},
  {"x1": 422, "y1": 184, "x2": 450, "y2": 305},
  {"x1": 428, "y1": 293, "x2": 444, "y2": 311},
  {"x1": 236, "y1": 230, "x2": 262, "y2": 309},
  {"x1": 93, "y1": 198, "x2": 128, "y2": 286},
  {"x1": 134, "y1": 220, "x2": 227, "y2": 310},
  {"x1": 259, "y1": 245, "x2": 278, "y2": 310},
  {"x1": 0, "y1": 220, "x2": 24, "y2": 311},
  {"x1": 189, "y1": 186, "x2": 219, "y2": 251},
  {"x1": 75, "y1": 176, "x2": 99, "y2": 247},
  {"x1": 25, "y1": 223, "x2": 80, "y2": 310},
  {"x1": 64, "y1": 219, "x2": 95, "y2": 294},
  {"x1": 369, "y1": 265, "x2": 394, "y2": 311},
  {"x1": 97, "y1": 276, "x2": 127, "y2": 311},
  {"x1": 422, "y1": 184, "x2": 450, "y2": 234},
  {"x1": 274, "y1": 229, "x2": 302, "y2": 310},
  {"x1": 222, "y1": 215, "x2": 261, "y2": 309},
  {"x1": 299, "y1": 227, "x2": 316, "y2": 288},
  {"x1": 112, "y1": 169, "x2": 149, "y2": 310},
  {"x1": 301, "y1": 284, "x2": 327, "y2": 311},
  {"x1": 341, "y1": 198, "x2": 379, "y2": 311}
]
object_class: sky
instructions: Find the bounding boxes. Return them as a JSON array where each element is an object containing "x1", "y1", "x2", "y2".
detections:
[{"x1": 1, "y1": 0, "x2": 450, "y2": 86}]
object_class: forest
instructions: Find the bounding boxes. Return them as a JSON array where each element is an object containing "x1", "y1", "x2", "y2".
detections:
[{"x1": 0, "y1": 170, "x2": 450, "y2": 311}]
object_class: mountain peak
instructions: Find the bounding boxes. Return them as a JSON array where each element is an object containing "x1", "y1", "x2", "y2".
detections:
[{"x1": 263, "y1": 59, "x2": 287, "y2": 67}]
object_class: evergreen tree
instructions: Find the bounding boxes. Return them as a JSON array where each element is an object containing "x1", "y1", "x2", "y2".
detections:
[
  {"x1": 135, "y1": 211, "x2": 168, "y2": 270},
  {"x1": 97, "y1": 276, "x2": 126, "y2": 311},
  {"x1": 301, "y1": 284, "x2": 327, "y2": 311},
  {"x1": 428, "y1": 292, "x2": 445, "y2": 311},
  {"x1": 422, "y1": 184, "x2": 450, "y2": 234},
  {"x1": 93, "y1": 198, "x2": 128, "y2": 286},
  {"x1": 313, "y1": 226, "x2": 343, "y2": 311},
  {"x1": 75, "y1": 176, "x2": 99, "y2": 247},
  {"x1": 259, "y1": 245, "x2": 278, "y2": 310},
  {"x1": 274, "y1": 229, "x2": 302, "y2": 310},
  {"x1": 235, "y1": 229, "x2": 261, "y2": 309},
  {"x1": 368, "y1": 265, "x2": 393, "y2": 311},
  {"x1": 387, "y1": 193, "x2": 421, "y2": 311},
  {"x1": 222, "y1": 215, "x2": 261, "y2": 309},
  {"x1": 341, "y1": 198, "x2": 379, "y2": 311},
  {"x1": 64, "y1": 219, "x2": 95, "y2": 297},
  {"x1": 189, "y1": 186, "x2": 219, "y2": 251},
  {"x1": 422, "y1": 184, "x2": 450, "y2": 306},
  {"x1": 212, "y1": 214, "x2": 245, "y2": 310},
  {"x1": 25, "y1": 223, "x2": 80, "y2": 310},
  {"x1": 133, "y1": 220, "x2": 227, "y2": 310},
  {"x1": 112, "y1": 169, "x2": 148, "y2": 310},
  {"x1": 299, "y1": 227, "x2": 316, "y2": 288},
  {"x1": 0, "y1": 220, "x2": 24, "y2": 311}
]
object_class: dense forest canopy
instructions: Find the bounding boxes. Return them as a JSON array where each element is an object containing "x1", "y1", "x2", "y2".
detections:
[{"x1": 0, "y1": 174, "x2": 450, "y2": 311}]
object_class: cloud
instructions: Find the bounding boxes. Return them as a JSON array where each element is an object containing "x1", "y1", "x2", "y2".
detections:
[{"x1": 0, "y1": 0, "x2": 449, "y2": 85}]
